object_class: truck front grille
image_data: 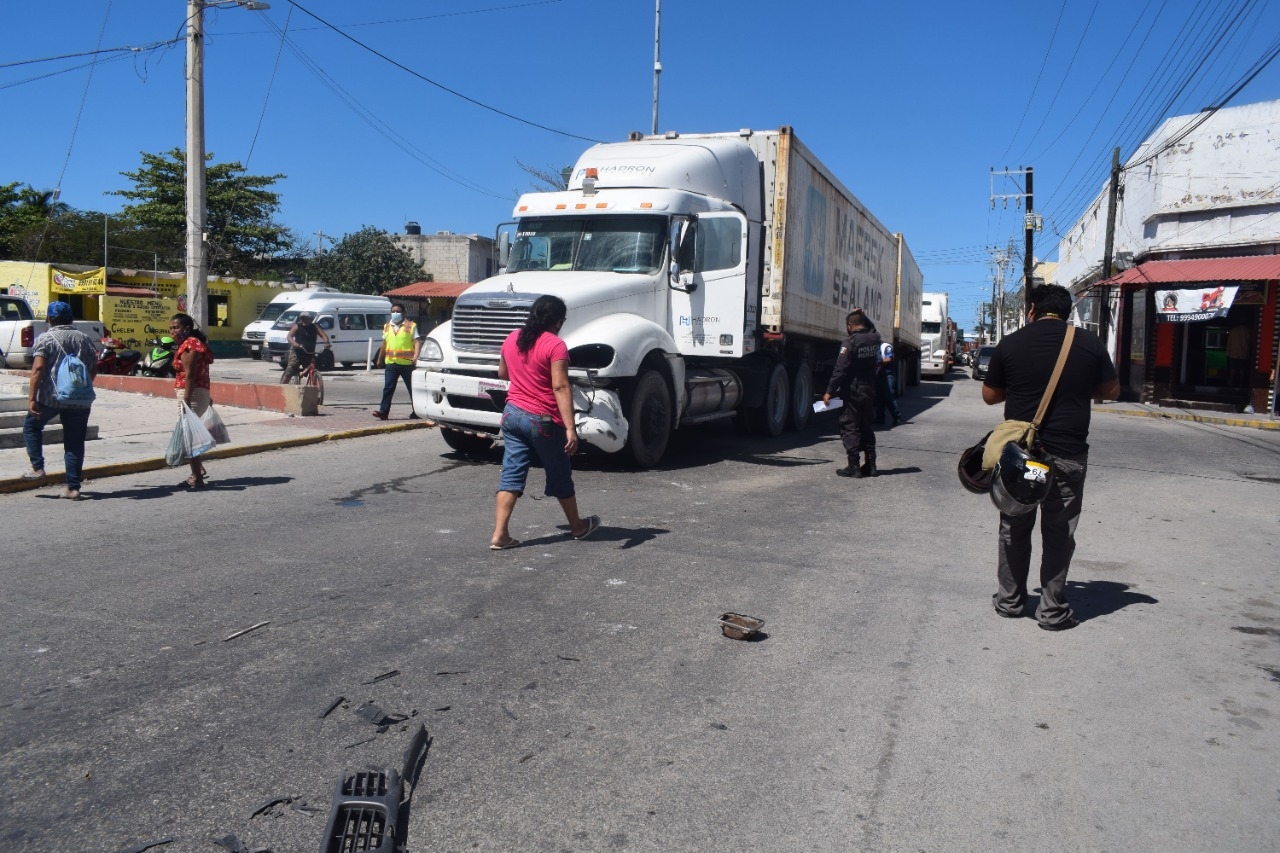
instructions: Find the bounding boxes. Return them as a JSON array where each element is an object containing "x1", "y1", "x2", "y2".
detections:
[{"x1": 451, "y1": 303, "x2": 530, "y2": 352}]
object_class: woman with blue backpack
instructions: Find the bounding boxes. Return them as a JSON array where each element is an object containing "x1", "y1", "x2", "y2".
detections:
[{"x1": 23, "y1": 300, "x2": 98, "y2": 500}]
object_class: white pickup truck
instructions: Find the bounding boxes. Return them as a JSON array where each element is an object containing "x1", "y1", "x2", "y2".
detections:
[{"x1": 1, "y1": 295, "x2": 106, "y2": 369}]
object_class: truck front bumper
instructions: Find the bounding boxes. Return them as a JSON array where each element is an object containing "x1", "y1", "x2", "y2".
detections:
[{"x1": 412, "y1": 368, "x2": 507, "y2": 434}]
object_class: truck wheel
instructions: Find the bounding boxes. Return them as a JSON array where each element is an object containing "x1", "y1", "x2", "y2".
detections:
[
  {"x1": 751, "y1": 361, "x2": 789, "y2": 437},
  {"x1": 441, "y1": 428, "x2": 495, "y2": 456},
  {"x1": 625, "y1": 370, "x2": 671, "y2": 468},
  {"x1": 788, "y1": 361, "x2": 813, "y2": 431}
]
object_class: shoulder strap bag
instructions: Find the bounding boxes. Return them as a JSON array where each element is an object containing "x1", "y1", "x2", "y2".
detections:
[{"x1": 980, "y1": 325, "x2": 1076, "y2": 471}]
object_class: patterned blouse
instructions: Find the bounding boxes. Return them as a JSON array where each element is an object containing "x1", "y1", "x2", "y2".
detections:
[{"x1": 174, "y1": 336, "x2": 214, "y2": 390}]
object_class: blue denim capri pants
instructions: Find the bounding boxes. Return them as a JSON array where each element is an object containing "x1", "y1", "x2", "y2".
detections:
[{"x1": 499, "y1": 403, "x2": 576, "y2": 499}]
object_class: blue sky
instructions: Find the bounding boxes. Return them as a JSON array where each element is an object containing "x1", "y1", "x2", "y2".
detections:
[{"x1": 3, "y1": 0, "x2": 1279, "y2": 332}]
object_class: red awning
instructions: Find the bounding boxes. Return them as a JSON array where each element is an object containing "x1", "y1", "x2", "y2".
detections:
[
  {"x1": 384, "y1": 281, "x2": 472, "y2": 299},
  {"x1": 1098, "y1": 256, "x2": 1280, "y2": 287}
]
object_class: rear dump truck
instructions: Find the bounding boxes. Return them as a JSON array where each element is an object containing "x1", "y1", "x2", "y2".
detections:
[{"x1": 413, "y1": 127, "x2": 923, "y2": 467}]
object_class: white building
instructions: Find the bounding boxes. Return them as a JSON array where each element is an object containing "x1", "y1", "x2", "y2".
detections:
[
  {"x1": 394, "y1": 223, "x2": 496, "y2": 284},
  {"x1": 1054, "y1": 98, "x2": 1280, "y2": 411}
]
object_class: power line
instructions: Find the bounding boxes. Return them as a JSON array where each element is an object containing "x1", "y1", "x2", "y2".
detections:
[{"x1": 286, "y1": 0, "x2": 602, "y2": 144}]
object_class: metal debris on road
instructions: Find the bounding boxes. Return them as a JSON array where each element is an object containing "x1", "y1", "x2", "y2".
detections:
[
  {"x1": 718, "y1": 612, "x2": 766, "y2": 641},
  {"x1": 319, "y1": 696, "x2": 345, "y2": 719},
  {"x1": 222, "y1": 621, "x2": 270, "y2": 642}
]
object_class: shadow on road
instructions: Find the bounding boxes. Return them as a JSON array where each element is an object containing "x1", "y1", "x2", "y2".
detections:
[
  {"x1": 73, "y1": 475, "x2": 293, "y2": 500},
  {"x1": 1062, "y1": 579, "x2": 1159, "y2": 622}
]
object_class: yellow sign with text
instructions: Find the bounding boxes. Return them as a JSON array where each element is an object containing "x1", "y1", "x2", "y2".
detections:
[
  {"x1": 101, "y1": 295, "x2": 173, "y2": 350},
  {"x1": 50, "y1": 267, "x2": 106, "y2": 295}
]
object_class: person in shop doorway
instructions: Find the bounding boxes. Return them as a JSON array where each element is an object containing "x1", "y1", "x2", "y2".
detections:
[
  {"x1": 373, "y1": 303, "x2": 422, "y2": 420},
  {"x1": 821, "y1": 308, "x2": 882, "y2": 478},
  {"x1": 1226, "y1": 321, "x2": 1251, "y2": 392}
]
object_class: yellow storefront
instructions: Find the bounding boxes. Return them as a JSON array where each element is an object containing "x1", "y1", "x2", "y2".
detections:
[{"x1": 0, "y1": 261, "x2": 302, "y2": 356}]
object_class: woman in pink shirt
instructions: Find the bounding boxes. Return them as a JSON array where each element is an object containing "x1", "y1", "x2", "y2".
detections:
[{"x1": 490, "y1": 295, "x2": 601, "y2": 550}]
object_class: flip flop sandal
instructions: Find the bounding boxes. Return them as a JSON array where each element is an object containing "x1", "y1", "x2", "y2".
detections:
[
  {"x1": 572, "y1": 515, "x2": 602, "y2": 541},
  {"x1": 489, "y1": 538, "x2": 521, "y2": 551},
  {"x1": 22, "y1": 470, "x2": 46, "y2": 480}
]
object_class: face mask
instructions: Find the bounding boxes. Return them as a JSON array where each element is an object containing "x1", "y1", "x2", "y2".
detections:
[{"x1": 391, "y1": 312, "x2": 403, "y2": 323}]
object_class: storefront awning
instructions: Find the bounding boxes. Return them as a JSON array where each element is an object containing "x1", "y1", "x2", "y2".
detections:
[{"x1": 1098, "y1": 256, "x2": 1280, "y2": 287}]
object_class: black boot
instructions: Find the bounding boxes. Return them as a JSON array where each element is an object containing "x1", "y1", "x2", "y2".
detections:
[
  {"x1": 837, "y1": 453, "x2": 863, "y2": 478},
  {"x1": 860, "y1": 450, "x2": 878, "y2": 478}
]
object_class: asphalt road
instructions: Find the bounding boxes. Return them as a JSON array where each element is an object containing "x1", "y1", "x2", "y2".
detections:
[{"x1": 2, "y1": 373, "x2": 1278, "y2": 852}]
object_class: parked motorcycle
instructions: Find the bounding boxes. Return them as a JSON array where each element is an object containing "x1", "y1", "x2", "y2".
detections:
[
  {"x1": 135, "y1": 335, "x2": 177, "y2": 378},
  {"x1": 97, "y1": 336, "x2": 142, "y2": 376}
]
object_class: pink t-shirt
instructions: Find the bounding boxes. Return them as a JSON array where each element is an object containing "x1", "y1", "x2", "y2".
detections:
[{"x1": 501, "y1": 329, "x2": 570, "y2": 425}]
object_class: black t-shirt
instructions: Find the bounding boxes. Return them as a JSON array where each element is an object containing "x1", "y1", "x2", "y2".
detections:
[
  {"x1": 292, "y1": 322, "x2": 319, "y2": 352},
  {"x1": 984, "y1": 320, "x2": 1116, "y2": 456}
]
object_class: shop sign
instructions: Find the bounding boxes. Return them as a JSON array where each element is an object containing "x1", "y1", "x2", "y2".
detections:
[
  {"x1": 51, "y1": 267, "x2": 106, "y2": 295},
  {"x1": 1154, "y1": 284, "x2": 1238, "y2": 322},
  {"x1": 101, "y1": 295, "x2": 174, "y2": 350}
]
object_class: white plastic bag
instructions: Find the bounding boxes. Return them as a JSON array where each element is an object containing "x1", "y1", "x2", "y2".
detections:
[
  {"x1": 201, "y1": 404, "x2": 231, "y2": 445},
  {"x1": 165, "y1": 402, "x2": 217, "y2": 466}
]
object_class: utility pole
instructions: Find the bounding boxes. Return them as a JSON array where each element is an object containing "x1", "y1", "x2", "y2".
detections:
[
  {"x1": 186, "y1": 0, "x2": 207, "y2": 328},
  {"x1": 651, "y1": 0, "x2": 662, "y2": 136},
  {"x1": 186, "y1": 0, "x2": 270, "y2": 329},
  {"x1": 1023, "y1": 166, "x2": 1034, "y2": 301},
  {"x1": 1099, "y1": 146, "x2": 1122, "y2": 347}
]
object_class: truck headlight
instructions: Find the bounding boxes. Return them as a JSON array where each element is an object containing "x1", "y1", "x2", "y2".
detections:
[{"x1": 419, "y1": 338, "x2": 443, "y2": 362}]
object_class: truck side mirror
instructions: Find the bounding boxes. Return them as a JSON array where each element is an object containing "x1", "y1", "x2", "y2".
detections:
[{"x1": 499, "y1": 231, "x2": 511, "y2": 270}]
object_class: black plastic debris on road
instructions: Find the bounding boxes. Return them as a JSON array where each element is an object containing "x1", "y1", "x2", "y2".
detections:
[
  {"x1": 355, "y1": 702, "x2": 407, "y2": 727},
  {"x1": 319, "y1": 724, "x2": 431, "y2": 853},
  {"x1": 320, "y1": 696, "x2": 345, "y2": 719},
  {"x1": 212, "y1": 834, "x2": 258, "y2": 853},
  {"x1": 250, "y1": 796, "x2": 294, "y2": 819},
  {"x1": 362, "y1": 669, "x2": 400, "y2": 685},
  {"x1": 114, "y1": 840, "x2": 174, "y2": 853}
]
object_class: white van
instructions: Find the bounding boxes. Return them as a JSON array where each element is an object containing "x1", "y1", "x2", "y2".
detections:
[
  {"x1": 264, "y1": 293, "x2": 393, "y2": 369},
  {"x1": 242, "y1": 286, "x2": 338, "y2": 359}
]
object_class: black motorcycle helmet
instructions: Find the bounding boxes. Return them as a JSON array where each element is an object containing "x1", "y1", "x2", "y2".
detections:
[
  {"x1": 989, "y1": 441, "x2": 1054, "y2": 515},
  {"x1": 958, "y1": 434, "x2": 993, "y2": 494}
]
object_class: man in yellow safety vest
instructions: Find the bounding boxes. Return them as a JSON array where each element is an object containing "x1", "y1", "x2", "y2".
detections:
[{"x1": 372, "y1": 302, "x2": 423, "y2": 420}]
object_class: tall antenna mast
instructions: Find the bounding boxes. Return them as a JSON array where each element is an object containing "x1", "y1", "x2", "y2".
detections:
[{"x1": 651, "y1": 0, "x2": 662, "y2": 135}]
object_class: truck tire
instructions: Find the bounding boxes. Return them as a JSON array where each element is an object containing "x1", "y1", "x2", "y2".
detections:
[
  {"x1": 441, "y1": 428, "x2": 495, "y2": 456},
  {"x1": 624, "y1": 369, "x2": 671, "y2": 468},
  {"x1": 787, "y1": 361, "x2": 813, "y2": 431},
  {"x1": 751, "y1": 361, "x2": 789, "y2": 437}
]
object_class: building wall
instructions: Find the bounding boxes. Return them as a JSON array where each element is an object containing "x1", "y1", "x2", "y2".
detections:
[
  {"x1": 394, "y1": 232, "x2": 496, "y2": 283},
  {"x1": 1056, "y1": 98, "x2": 1280, "y2": 289}
]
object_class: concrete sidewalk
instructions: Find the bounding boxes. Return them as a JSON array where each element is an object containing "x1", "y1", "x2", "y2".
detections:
[
  {"x1": 0, "y1": 376, "x2": 431, "y2": 493},
  {"x1": 1092, "y1": 398, "x2": 1280, "y2": 430}
]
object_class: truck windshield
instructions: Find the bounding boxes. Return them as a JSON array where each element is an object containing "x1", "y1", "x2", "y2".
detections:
[
  {"x1": 921, "y1": 321, "x2": 942, "y2": 334},
  {"x1": 509, "y1": 216, "x2": 666, "y2": 274}
]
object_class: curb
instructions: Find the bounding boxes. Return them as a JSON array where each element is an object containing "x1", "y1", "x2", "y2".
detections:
[
  {"x1": 1093, "y1": 405, "x2": 1280, "y2": 431},
  {"x1": 0, "y1": 420, "x2": 433, "y2": 494}
]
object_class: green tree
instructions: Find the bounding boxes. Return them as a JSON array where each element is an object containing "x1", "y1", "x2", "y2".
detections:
[
  {"x1": 109, "y1": 148, "x2": 294, "y2": 278},
  {"x1": 307, "y1": 226, "x2": 423, "y2": 295},
  {"x1": 0, "y1": 182, "x2": 71, "y2": 259}
]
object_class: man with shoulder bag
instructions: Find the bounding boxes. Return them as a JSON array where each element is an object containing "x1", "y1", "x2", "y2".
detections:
[{"x1": 981, "y1": 284, "x2": 1119, "y2": 631}]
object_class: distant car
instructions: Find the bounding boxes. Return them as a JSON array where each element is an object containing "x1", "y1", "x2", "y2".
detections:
[{"x1": 971, "y1": 345, "x2": 996, "y2": 380}]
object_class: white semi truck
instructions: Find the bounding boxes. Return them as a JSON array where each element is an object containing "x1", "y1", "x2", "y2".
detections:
[
  {"x1": 413, "y1": 127, "x2": 922, "y2": 467},
  {"x1": 920, "y1": 291, "x2": 950, "y2": 379}
]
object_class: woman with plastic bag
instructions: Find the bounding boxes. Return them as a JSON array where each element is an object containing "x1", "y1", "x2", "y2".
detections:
[{"x1": 171, "y1": 313, "x2": 215, "y2": 488}]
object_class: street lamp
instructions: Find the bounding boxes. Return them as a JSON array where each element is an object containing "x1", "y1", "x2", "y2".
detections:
[{"x1": 186, "y1": 0, "x2": 270, "y2": 329}]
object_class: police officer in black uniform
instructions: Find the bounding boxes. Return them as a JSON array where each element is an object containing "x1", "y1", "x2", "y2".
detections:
[{"x1": 822, "y1": 308, "x2": 883, "y2": 478}]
